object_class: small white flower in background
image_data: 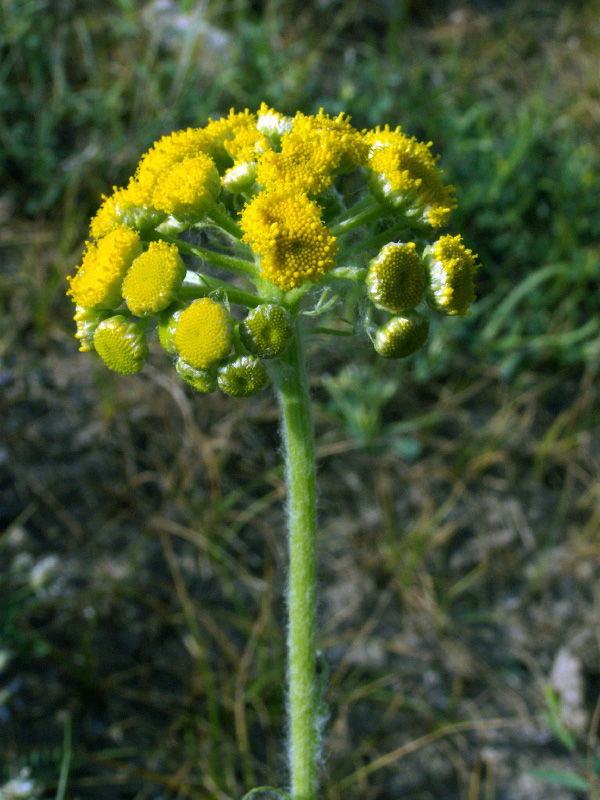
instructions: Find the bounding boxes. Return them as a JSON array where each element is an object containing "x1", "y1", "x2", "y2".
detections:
[
  {"x1": 0, "y1": 769, "x2": 42, "y2": 800},
  {"x1": 29, "y1": 555, "x2": 59, "y2": 591}
]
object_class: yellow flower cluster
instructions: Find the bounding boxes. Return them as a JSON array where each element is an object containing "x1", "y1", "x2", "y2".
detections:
[{"x1": 69, "y1": 105, "x2": 475, "y2": 381}]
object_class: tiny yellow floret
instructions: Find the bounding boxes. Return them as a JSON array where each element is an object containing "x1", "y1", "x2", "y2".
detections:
[
  {"x1": 424, "y1": 234, "x2": 479, "y2": 317},
  {"x1": 93, "y1": 316, "x2": 149, "y2": 374},
  {"x1": 174, "y1": 298, "x2": 233, "y2": 369},
  {"x1": 68, "y1": 227, "x2": 143, "y2": 309},
  {"x1": 122, "y1": 241, "x2": 186, "y2": 317},
  {"x1": 240, "y1": 191, "x2": 337, "y2": 290}
]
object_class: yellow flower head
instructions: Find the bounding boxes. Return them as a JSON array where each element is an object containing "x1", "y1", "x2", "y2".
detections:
[
  {"x1": 366, "y1": 242, "x2": 425, "y2": 313},
  {"x1": 174, "y1": 297, "x2": 233, "y2": 369},
  {"x1": 68, "y1": 227, "x2": 143, "y2": 309},
  {"x1": 93, "y1": 315, "x2": 149, "y2": 374},
  {"x1": 424, "y1": 234, "x2": 479, "y2": 317},
  {"x1": 122, "y1": 240, "x2": 186, "y2": 317},
  {"x1": 240, "y1": 191, "x2": 337, "y2": 290},
  {"x1": 152, "y1": 154, "x2": 221, "y2": 222},
  {"x1": 256, "y1": 110, "x2": 366, "y2": 196},
  {"x1": 374, "y1": 310, "x2": 430, "y2": 359},
  {"x1": 366, "y1": 126, "x2": 456, "y2": 226},
  {"x1": 135, "y1": 127, "x2": 213, "y2": 192}
]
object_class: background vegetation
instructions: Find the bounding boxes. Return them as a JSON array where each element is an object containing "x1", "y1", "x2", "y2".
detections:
[{"x1": 1, "y1": 1, "x2": 599, "y2": 798}]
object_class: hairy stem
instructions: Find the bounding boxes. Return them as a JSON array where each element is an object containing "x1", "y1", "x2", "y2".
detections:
[{"x1": 271, "y1": 322, "x2": 319, "y2": 800}]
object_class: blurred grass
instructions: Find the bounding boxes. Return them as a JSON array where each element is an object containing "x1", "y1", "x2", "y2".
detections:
[{"x1": 2, "y1": 0, "x2": 600, "y2": 797}]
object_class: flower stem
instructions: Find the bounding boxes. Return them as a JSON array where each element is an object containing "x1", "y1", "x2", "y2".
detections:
[{"x1": 271, "y1": 322, "x2": 319, "y2": 800}]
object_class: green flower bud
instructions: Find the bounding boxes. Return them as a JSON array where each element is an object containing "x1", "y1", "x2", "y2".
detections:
[
  {"x1": 176, "y1": 357, "x2": 217, "y2": 393},
  {"x1": 365, "y1": 242, "x2": 425, "y2": 313},
  {"x1": 157, "y1": 301, "x2": 187, "y2": 355},
  {"x1": 222, "y1": 161, "x2": 258, "y2": 193},
  {"x1": 73, "y1": 306, "x2": 111, "y2": 352},
  {"x1": 93, "y1": 315, "x2": 149, "y2": 374},
  {"x1": 239, "y1": 304, "x2": 293, "y2": 358},
  {"x1": 373, "y1": 311, "x2": 430, "y2": 359},
  {"x1": 423, "y1": 234, "x2": 479, "y2": 317},
  {"x1": 122, "y1": 240, "x2": 186, "y2": 317},
  {"x1": 217, "y1": 356, "x2": 269, "y2": 397}
]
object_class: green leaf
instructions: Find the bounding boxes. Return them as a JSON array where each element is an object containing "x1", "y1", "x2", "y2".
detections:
[{"x1": 529, "y1": 769, "x2": 589, "y2": 792}]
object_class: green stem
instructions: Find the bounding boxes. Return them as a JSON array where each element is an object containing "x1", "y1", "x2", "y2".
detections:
[
  {"x1": 271, "y1": 323, "x2": 319, "y2": 800},
  {"x1": 147, "y1": 230, "x2": 257, "y2": 278},
  {"x1": 330, "y1": 199, "x2": 387, "y2": 236},
  {"x1": 179, "y1": 272, "x2": 261, "y2": 308}
]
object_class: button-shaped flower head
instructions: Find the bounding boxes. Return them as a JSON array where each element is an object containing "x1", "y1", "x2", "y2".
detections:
[
  {"x1": 241, "y1": 191, "x2": 337, "y2": 290},
  {"x1": 366, "y1": 127, "x2": 456, "y2": 227},
  {"x1": 374, "y1": 311, "x2": 430, "y2": 359},
  {"x1": 152, "y1": 154, "x2": 221, "y2": 223},
  {"x1": 239, "y1": 304, "x2": 293, "y2": 358},
  {"x1": 366, "y1": 242, "x2": 425, "y2": 313},
  {"x1": 93, "y1": 315, "x2": 149, "y2": 374},
  {"x1": 217, "y1": 356, "x2": 269, "y2": 397},
  {"x1": 174, "y1": 298, "x2": 233, "y2": 370},
  {"x1": 122, "y1": 241, "x2": 186, "y2": 317},
  {"x1": 68, "y1": 227, "x2": 143, "y2": 310},
  {"x1": 423, "y1": 234, "x2": 479, "y2": 317},
  {"x1": 176, "y1": 358, "x2": 218, "y2": 393}
]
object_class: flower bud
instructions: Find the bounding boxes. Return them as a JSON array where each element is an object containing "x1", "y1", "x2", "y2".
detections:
[
  {"x1": 366, "y1": 242, "x2": 425, "y2": 313},
  {"x1": 176, "y1": 357, "x2": 218, "y2": 393},
  {"x1": 157, "y1": 301, "x2": 187, "y2": 355},
  {"x1": 93, "y1": 316, "x2": 149, "y2": 374},
  {"x1": 222, "y1": 161, "x2": 258, "y2": 193},
  {"x1": 174, "y1": 297, "x2": 233, "y2": 370},
  {"x1": 73, "y1": 306, "x2": 111, "y2": 352},
  {"x1": 373, "y1": 311, "x2": 430, "y2": 359},
  {"x1": 122, "y1": 240, "x2": 186, "y2": 317},
  {"x1": 423, "y1": 234, "x2": 479, "y2": 317},
  {"x1": 217, "y1": 356, "x2": 269, "y2": 397},
  {"x1": 239, "y1": 304, "x2": 293, "y2": 358}
]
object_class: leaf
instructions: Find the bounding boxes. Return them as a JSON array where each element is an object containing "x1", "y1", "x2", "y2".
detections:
[{"x1": 529, "y1": 769, "x2": 589, "y2": 792}]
